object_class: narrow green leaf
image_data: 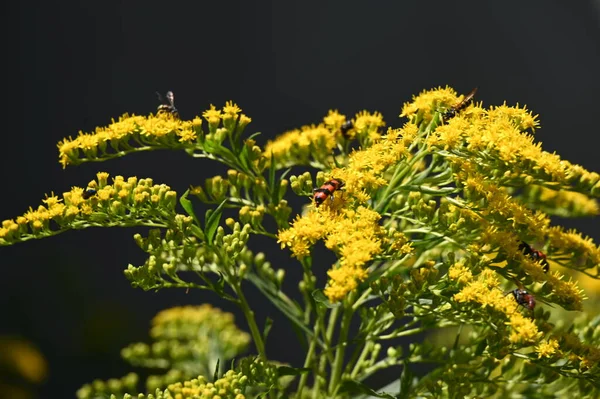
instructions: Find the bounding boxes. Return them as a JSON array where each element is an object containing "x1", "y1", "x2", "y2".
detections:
[
  {"x1": 263, "y1": 317, "x2": 273, "y2": 343},
  {"x1": 205, "y1": 199, "x2": 227, "y2": 245},
  {"x1": 179, "y1": 189, "x2": 200, "y2": 225},
  {"x1": 312, "y1": 289, "x2": 341, "y2": 309},
  {"x1": 213, "y1": 358, "x2": 221, "y2": 382},
  {"x1": 398, "y1": 360, "x2": 412, "y2": 399},
  {"x1": 337, "y1": 379, "x2": 396, "y2": 399}
]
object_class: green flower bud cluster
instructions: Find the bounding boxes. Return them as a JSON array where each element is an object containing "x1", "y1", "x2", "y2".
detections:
[
  {"x1": 289, "y1": 172, "x2": 315, "y2": 197},
  {"x1": 165, "y1": 370, "x2": 247, "y2": 399},
  {"x1": 191, "y1": 169, "x2": 290, "y2": 230},
  {"x1": 236, "y1": 357, "x2": 279, "y2": 389},
  {"x1": 235, "y1": 248, "x2": 285, "y2": 290},
  {"x1": 76, "y1": 372, "x2": 139, "y2": 399},
  {"x1": 371, "y1": 275, "x2": 407, "y2": 319},
  {"x1": 121, "y1": 305, "x2": 250, "y2": 387},
  {"x1": 106, "y1": 370, "x2": 248, "y2": 399},
  {"x1": 125, "y1": 226, "x2": 206, "y2": 291},
  {"x1": 214, "y1": 222, "x2": 252, "y2": 263},
  {"x1": 146, "y1": 370, "x2": 185, "y2": 393}
]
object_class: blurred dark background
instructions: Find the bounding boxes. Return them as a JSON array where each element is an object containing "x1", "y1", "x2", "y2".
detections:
[{"x1": 1, "y1": 1, "x2": 599, "y2": 398}]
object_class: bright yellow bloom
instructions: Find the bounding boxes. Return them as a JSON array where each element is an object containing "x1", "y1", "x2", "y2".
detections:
[
  {"x1": 536, "y1": 339, "x2": 560, "y2": 358},
  {"x1": 0, "y1": 173, "x2": 177, "y2": 246},
  {"x1": 264, "y1": 124, "x2": 336, "y2": 166},
  {"x1": 448, "y1": 261, "x2": 473, "y2": 285},
  {"x1": 57, "y1": 114, "x2": 196, "y2": 168},
  {"x1": 222, "y1": 101, "x2": 242, "y2": 117},
  {"x1": 454, "y1": 269, "x2": 541, "y2": 344},
  {"x1": 323, "y1": 109, "x2": 347, "y2": 131},
  {"x1": 401, "y1": 86, "x2": 460, "y2": 122},
  {"x1": 279, "y1": 205, "x2": 385, "y2": 302},
  {"x1": 202, "y1": 104, "x2": 222, "y2": 124}
]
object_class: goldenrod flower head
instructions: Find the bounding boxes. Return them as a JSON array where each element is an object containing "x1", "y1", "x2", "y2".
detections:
[
  {"x1": 222, "y1": 101, "x2": 241, "y2": 118},
  {"x1": 202, "y1": 104, "x2": 222, "y2": 124},
  {"x1": 323, "y1": 109, "x2": 347, "y2": 131},
  {"x1": 352, "y1": 110, "x2": 385, "y2": 141},
  {"x1": 487, "y1": 102, "x2": 540, "y2": 131},
  {"x1": 448, "y1": 261, "x2": 473, "y2": 285},
  {"x1": 57, "y1": 114, "x2": 196, "y2": 168},
  {"x1": 400, "y1": 86, "x2": 459, "y2": 121},
  {"x1": 279, "y1": 204, "x2": 384, "y2": 302},
  {"x1": 264, "y1": 124, "x2": 336, "y2": 167},
  {"x1": 0, "y1": 173, "x2": 178, "y2": 246},
  {"x1": 454, "y1": 269, "x2": 541, "y2": 344},
  {"x1": 536, "y1": 338, "x2": 560, "y2": 358}
]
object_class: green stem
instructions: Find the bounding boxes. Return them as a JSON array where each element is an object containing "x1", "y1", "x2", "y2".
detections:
[
  {"x1": 350, "y1": 340, "x2": 373, "y2": 379},
  {"x1": 328, "y1": 305, "x2": 353, "y2": 396},
  {"x1": 315, "y1": 307, "x2": 340, "y2": 398},
  {"x1": 297, "y1": 321, "x2": 321, "y2": 398},
  {"x1": 234, "y1": 283, "x2": 267, "y2": 360}
]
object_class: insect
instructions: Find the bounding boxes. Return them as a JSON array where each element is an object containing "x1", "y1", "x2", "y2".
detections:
[
  {"x1": 156, "y1": 90, "x2": 179, "y2": 118},
  {"x1": 313, "y1": 178, "x2": 344, "y2": 207},
  {"x1": 507, "y1": 288, "x2": 536, "y2": 318},
  {"x1": 340, "y1": 119, "x2": 353, "y2": 137},
  {"x1": 82, "y1": 188, "x2": 97, "y2": 200},
  {"x1": 519, "y1": 241, "x2": 549, "y2": 273},
  {"x1": 443, "y1": 87, "x2": 478, "y2": 120}
]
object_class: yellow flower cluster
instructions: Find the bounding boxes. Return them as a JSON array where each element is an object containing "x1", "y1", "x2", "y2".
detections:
[
  {"x1": 536, "y1": 338, "x2": 560, "y2": 358},
  {"x1": 265, "y1": 109, "x2": 386, "y2": 167},
  {"x1": 166, "y1": 370, "x2": 247, "y2": 399},
  {"x1": 413, "y1": 88, "x2": 599, "y2": 196},
  {"x1": 452, "y1": 160, "x2": 551, "y2": 236},
  {"x1": 523, "y1": 185, "x2": 599, "y2": 217},
  {"x1": 400, "y1": 86, "x2": 461, "y2": 122},
  {"x1": 451, "y1": 269, "x2": 541, "y2": 344},
  {"x1": 264, "y1": 124, "x2": 335, "y2": 165},
  {"x1": 277, "y1": 122, "x2": 422, "y2": 302},
  {"x1": 0, "y1": 172, "x2": 177, "y2": 245},
  {"x1": 58, "y1": 114, "x2": 198, "y2": 168},
  {"x1": 329, "y1": 126, "x2": 413, "y2": 201},
  {"x1": 278, "y1": 205, "x2": 385, "y2": 302}
]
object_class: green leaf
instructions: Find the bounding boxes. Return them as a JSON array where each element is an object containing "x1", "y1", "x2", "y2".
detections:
[
  {"x1": 277, "y1": 366, "x2": 311, "y2": 376},
  {"x1": 205, "y1": 199, "x2": 227, "y2": 245},
  {"x1": 337, "y1": 379, "x2": 396, "y2": 399},
  {"x1": 475, "y1": 338, "x2": 487, "y2": 356},
  {"x1": 246, "y1": 273, "x2": 321, "y2": 347},
  {"x1": 179, "y1": 189, "x2": 200, "y2": 225},
  {"x1": 212, "y1": 358, "x2": 221, "y2": 382},
  {"x1": 263, "y1": 317, "x2": 273, "y2": 343},
  {"x1": 398, "y1": 360, "x2": 412, "y2": 399},
  {"x1": 312, "y1": 289, "x2": 341, "y2": 309}
]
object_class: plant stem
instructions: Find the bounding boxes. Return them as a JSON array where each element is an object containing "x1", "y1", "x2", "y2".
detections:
[
  {"x1": 297, "y1": 321, "x2": 321, "y2": 398},
  {"x1": 234, "y1": 283, "x2": 267, "y2": 360},
  {"x1": 328, "y1": 305, "x2": 353, "y2": 396}
]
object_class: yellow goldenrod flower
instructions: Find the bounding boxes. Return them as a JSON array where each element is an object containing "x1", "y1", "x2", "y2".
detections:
[
  {"x1": 323, "y1": 109, "x2": 347, "y2": 131},
  {"x1": 400, "y1": 86, "x2": 460, "y2": 122},
  {"x1": 536, "y1": 338, "x2": 560, "y2": 358},
  {"x1": 0, "y1": 173, "x2": 179, "y2": 246},
  {"x1": 202, "y1": 104, "x2": 222, "y2": 124},
  {"x1": 264, "y1": 124, "x2": 336, "y2": 167},
  {"x1": 448, "y1": 261, "x2": 473, "y2": 285},
  {"x1": 454, "y1": 269, "x2": 541, "y2": 344},
  {"x1": 279, "y1": 205, "x2": 385, "y2": 302},
  {"x1": 57, "y1": 114, "x2": 196, "y2": 168}
]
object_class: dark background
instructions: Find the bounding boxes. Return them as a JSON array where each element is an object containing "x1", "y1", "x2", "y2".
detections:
[{"x1": 2, "y1": 1, "x2": 599, "y2": 398}]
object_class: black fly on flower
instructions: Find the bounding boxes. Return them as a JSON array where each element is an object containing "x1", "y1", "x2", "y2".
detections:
[{"x1": 156, "y1": 90, "x2": 179, "y2": 118}]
